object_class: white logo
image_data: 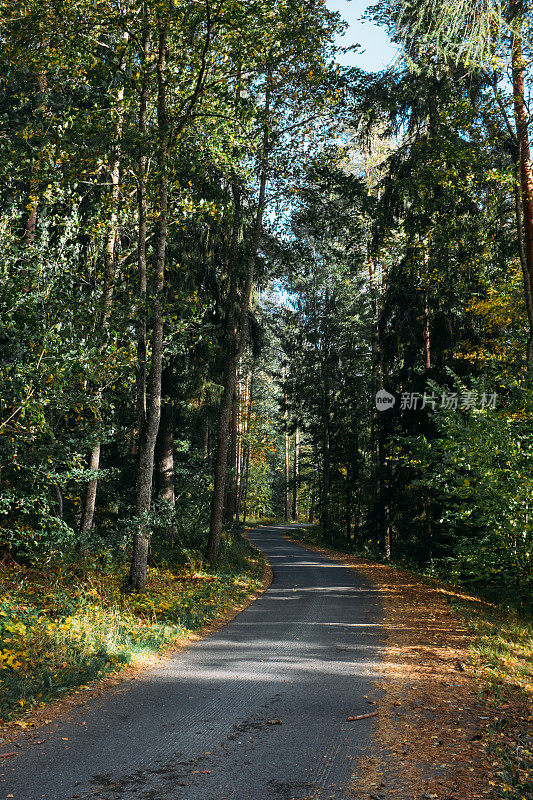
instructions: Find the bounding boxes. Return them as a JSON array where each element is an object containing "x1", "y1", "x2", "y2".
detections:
[{"x1": 375, "y1": 389, "x2": 396, "y2": 411}]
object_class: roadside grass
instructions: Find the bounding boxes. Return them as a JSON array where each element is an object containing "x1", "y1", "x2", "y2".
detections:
[
  {"x1": 448, "y1": 597, "x2": 533, "y2": 800},
  {"x1": 285, "y1": 525, "x2": 533, "y2": 800},
  {"x1": 0, "y1": 533, "x2": 264, "y2": 723}
]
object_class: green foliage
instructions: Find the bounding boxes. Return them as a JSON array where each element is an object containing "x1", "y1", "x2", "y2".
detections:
[
  {"x1": 0, "y1": 532, "x2": 264, "y2": 721},
  {"x1": 0, "y1": 0, "x2": 529, "y2": 677},
  {"x1": 0, "y1": 0, "x2": 341, "y2": 570},
  {"x1": 401, "y1": 376, "x2": 533, "y2": 604}
]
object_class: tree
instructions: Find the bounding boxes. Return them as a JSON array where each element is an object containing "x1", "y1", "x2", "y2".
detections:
[
  {"x1": 391, "y1": 0, "x2": 533, "y2": 364},
  {"x1": 205, "y1": 0, "x2": 341, "y2": 565}
]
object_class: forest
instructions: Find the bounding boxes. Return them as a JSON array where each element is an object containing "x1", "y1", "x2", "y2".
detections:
[{"x1": 0, "y1": 0, "x2": 532, "y2": 735}]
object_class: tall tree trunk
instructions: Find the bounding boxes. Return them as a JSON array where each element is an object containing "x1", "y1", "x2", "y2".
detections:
[
  {"x1": 422, "y1": 277, "x2": 432, "y2": 553},
  {"x1": 208, "y1": 371, "x2": 236, "y2": 553},
  {"x1": 203, "y1": 417, "x2": 211, "y2": 463},
  {"x1": 79, "y1": 34, "x2": 128, "y2": 546},
  {"x1": 378, "y1": 420, "x2": 391, "y2": 559},
  {"x1": 511, "y1": 20, "x2": 533, "y2": 366},
  {"x1": 242, "y1": 448, "x2": 250, "y2": 526},
  {"x1": 55, "y1": 484, "x2": 63, "y2": 521},
  {"x1": 345, "y1": 461, "x2": 352, "y2": 541},
  {"x1": 206, "y1": 171, "x2": 242, "y2": 553},
  {"x1": 292, "y1": 426, "x2": 299, "y2": 520},
  {"x1": 309, "y1": 486, "x2": 315, "y2": 524},
  {"x1": 321, "y1": 414, "x2": 331, "y2": 539},
  {"x1": 236, "y1": 366, "x2": 254, "y2": 522},
  {"x1": 79, "y1": 442, "x2": 101, "y2": 542},
  {"x1": 129, "y1": 22, "x2": 168, "y2": 590},
  {"x1": 375, "y1": 273, "x2": 390, "y2": 557},
  {"x1": 206, "y1": 252, "x2": 258, "y2": 563},
  {"x1": 321, "y1": 287, "x2": 332, "y2": 540},
  {"x1": 206, "y1": 84, "x2": 270, "y2": 567},
  {"x1": 355, "y1": 467, "x2": 363, "y2": 536},
  {"x1": 515, "y1": 176, "x2": 533, "y2": 365},
  {"x1": 154, "y1": 362, "x2": 176, "y2": 541},
  {"x1": 155, "y1": 363, "x2": 175, "y2": 506},
  {"x1": 423, "y1": 289, "x2": 431, "y2": 371},
  {"x1": 224, "y1": 374, "x2": 238, "y2": 524},
  {"x1": 236, "y1": 443, "x2": 247, "y2": 522},
  {"x1": 364, "y1": 139, "x2": 384, "y2": 545},
  {"x1": 234, "y1": 369, "x2": 242, "y2": 519},
  {"x1": 284, "y1": 397, "x2": 290, "y2": 522},
  {"x1": 368, "y1": 257, "x2": 383, "y2": 543},
  {"x1": 134, "y1": 21, "x2": 150, "y2": 452}
]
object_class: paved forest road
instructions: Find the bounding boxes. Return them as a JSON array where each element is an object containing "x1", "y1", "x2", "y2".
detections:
[{"x1": 4, "y1": 525, "x2": 384, "y2": 800}]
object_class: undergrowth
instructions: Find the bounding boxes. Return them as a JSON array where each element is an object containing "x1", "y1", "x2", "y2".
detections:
[
  {"x1": 450, "y1": 598, "x2": 533, "y2": 800},
  {"x1": 0, "y1": 532, "x2": 264, "y2": 723}
]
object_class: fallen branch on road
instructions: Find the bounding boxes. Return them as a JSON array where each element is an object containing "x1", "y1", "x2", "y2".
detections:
[{"x1": 347, "y1": 712, "x2": 378, "y2": 721}]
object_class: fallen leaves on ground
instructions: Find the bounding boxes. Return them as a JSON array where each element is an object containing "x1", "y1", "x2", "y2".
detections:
[
  {"x1": 286, "y1": 536, "x2": 532, "y2": 800},
  {"x1": 0, "y1": 544, "x2": 267, "y2": 726}
]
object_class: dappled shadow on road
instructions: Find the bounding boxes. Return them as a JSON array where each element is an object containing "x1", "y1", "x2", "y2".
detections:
[
  {"x1": 1, "y1": 527, "x2": 386, "y2": 800},
  {"x1": 286, "y1": 543, "x2": 499, "y2": 800},
  {"x1": 72, "y1": 535, "x2": 386, "y2": 800}
]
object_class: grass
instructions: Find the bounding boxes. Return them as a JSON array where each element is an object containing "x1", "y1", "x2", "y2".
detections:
[
  {"x1": 448, "y1": 597, "x2": 533, "y2": 800},
  {"x1": 0, "y1": 532, "x2": 264, "y2": 723}
]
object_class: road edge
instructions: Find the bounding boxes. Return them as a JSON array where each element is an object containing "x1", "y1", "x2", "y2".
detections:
[
  {"x1": 0, "y1": 533, "x2": 274, "y2": 745},
  {"x1": 282, "y1": 531, "x2": 498, "y2": 800}
]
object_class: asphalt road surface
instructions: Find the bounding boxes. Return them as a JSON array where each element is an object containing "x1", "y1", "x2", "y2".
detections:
[{"x1": 2, "y1": 524, "x2": 384, "y2": 800}]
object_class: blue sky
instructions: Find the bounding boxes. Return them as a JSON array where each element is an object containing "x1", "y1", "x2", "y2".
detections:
[{"x1": 326, "y1": 0, "x2": 398, "y2": 71}]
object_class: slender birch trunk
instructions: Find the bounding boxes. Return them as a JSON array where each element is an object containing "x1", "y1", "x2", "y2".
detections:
[
  {"x1": 134, "y1": 21, "x2": 150, "y2": 452},
  {"x1": 423, "y1": 290, "x2": 431, "y2": 371},
  {"x1": 236, "y1": 366, "x2": 254, "y2": 522},
  {"x1": 155, "y1": 363, "x2": 175, "y2": 504},
  {"x1": 309, "y1": 486, "x2": 315, "y2": 524},
  {"x1": 242, "y1": 448, "x2": 250, "y2": 525},
  {"x1": 225, "y1": 372, "x2": 238, "y2": 524},
  {"x1": 345, "y1": 461, "x2": 352, "y2": 541},
  {"x1": 292, "y1": 426, "x2": 299, "y2": 520},
  {"x1": 284, "y1": 396, "x2": 290, "y2": 522}
]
